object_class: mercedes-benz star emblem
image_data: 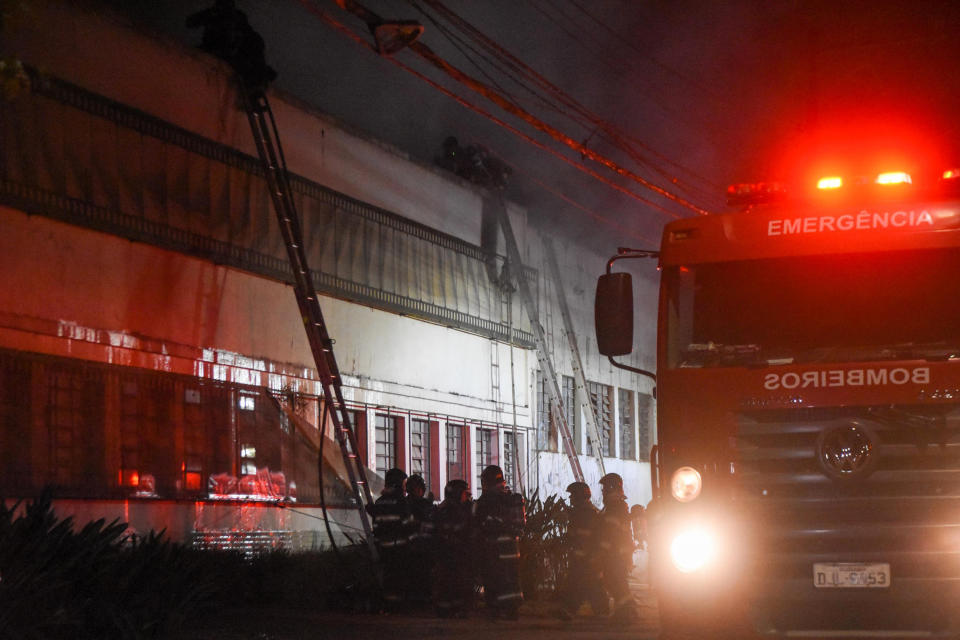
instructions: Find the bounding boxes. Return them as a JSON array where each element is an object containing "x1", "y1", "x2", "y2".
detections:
[{"x1": 817, "y1": 424, "x2": 878, "y2": 481}]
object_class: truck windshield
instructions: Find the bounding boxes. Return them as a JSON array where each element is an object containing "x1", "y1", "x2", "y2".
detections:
[{"x1": 665, "y1": 247, "x2": 960, "y2": 368}]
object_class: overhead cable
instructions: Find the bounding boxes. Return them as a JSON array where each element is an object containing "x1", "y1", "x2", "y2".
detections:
[
  {"x1": 304, "y1": 2, "x2": 688, "y2": 222},
  {"x1": 415, "y1": 0, "x2": 720, "y2": 200},
  {"x1": 325, "y1": 0, "x2": 711, "y2": 216}
]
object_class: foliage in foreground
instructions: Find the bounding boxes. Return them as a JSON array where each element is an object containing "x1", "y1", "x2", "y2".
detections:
[
  {"x1": 0, "y1": 492, "x2": 377, "y2": 639},
  {"x1": 519, "y1": 491, "x2": 569, "y2": 598},
  {"x1": 0, "y1": 489, "x2": 576, "y2": 637}
]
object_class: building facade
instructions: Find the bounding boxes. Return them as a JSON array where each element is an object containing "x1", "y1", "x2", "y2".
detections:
[{"x1": 0, "y1": 2, "x2": 657, "y2": 548}]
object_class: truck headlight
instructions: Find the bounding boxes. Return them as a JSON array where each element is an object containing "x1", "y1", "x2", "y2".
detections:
[
  {"x1": 671, "y1": 466, "x2": 702, "y2": 502},
  {"x1": 670, "y1": 528, "x2": 716, "y2": 573}
]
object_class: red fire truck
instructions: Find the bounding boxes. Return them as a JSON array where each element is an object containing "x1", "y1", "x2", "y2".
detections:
[{"x1": 597, "y1": 165, "x2": 960, "y2": 637}]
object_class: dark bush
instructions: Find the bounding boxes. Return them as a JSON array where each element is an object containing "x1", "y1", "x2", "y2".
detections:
[
  {"x1": 519, "y1": 491, "x2": 568, "y2": 599},
  {"x1": 0, "y1": 492, "x2": 230, "y2": 639},
  {"x1": 0, "y1": 492, "x2": 381, "y2": 638}
]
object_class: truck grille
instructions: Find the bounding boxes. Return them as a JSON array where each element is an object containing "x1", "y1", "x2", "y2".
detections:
[{"x1": 735, "y1": 404, "x2": 960, "y2": 585}]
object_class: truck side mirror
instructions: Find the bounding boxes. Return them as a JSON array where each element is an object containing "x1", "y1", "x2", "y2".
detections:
[{"x1": 595, "y1": 272, "x2": 634, "y2": 356}]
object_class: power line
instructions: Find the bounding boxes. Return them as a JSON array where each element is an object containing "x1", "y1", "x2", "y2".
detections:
[
  {"x1": 564, "y1": 0, "x2": 722, "y2": 101},
  {"x1": 414, "y1": 0, "x2": 721, "y2": 199},
  {"x1": 526, "y1": 0, "x2": 728, "y2": 143},
  {"x1": 495, "y1": 152, "x2": 661, "y2": 247},
  {"x1": 303, "y1": 3, "x2": 691, "y2": 223},
  {"x1": 319, "y1": 0, "x2": 711, "y2": 215}
]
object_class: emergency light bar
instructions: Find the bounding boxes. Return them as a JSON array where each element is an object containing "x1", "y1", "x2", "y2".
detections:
[
  {"x1": 817, "y1": 176, "x2": 843, "y2": 190},
  {"x1": 875, "y1": 171, "x2": 912, "y2": 185},
  {"x1": 728, "y1": 166, "x2": 958, "y2": 209}
]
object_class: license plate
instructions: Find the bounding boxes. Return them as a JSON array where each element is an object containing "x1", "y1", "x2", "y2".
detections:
[{"x1": 813, "y1": 563, "x2": 890, "y2": 588}]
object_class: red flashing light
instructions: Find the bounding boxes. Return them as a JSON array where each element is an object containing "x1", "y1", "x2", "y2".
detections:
[
  {"x1": 875, "y1": 171, "x2": 912, "y2": 185},
  {"x1": 119, "y1": 469, "x2": 140, "y2": 487},
  {"x1": 817, "y1": 176, "x2": 843, "y2": 190},
  {"x1": 185, "y1": 472, "x2": 203, "y2": 491},
  {"x1": 943, "y1": 169, "x2": 960, "y2": 180}
]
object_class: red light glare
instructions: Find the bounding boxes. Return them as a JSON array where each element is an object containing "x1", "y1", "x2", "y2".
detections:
[
  {"x1": 817, "y1": 176, "x2": 843, "y2": 190},
  {"x1": 944, "y1": 169, "x2": 960, "y2": 180},
  {"x1": 875, "y1": 171, "x2": 912, "y2": 185},
  {"x1": 771, "y1": 116, "x2": 943, "y2": 193},
  {"x1": 185, "y1": 472, "x2": 202, "y2": 490}
]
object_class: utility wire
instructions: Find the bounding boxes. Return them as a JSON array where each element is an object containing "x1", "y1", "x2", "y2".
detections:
[
  {"x1": 564, "y1": 0, "x2": 722, "y2": 101},
  {"x1": 321, "y1": 0, "x2": 711, "y2": 215},
  {"x1": 414, "y1": 0, "x2": 721, "y2": 200},
  {"x1": 305, "y1": 3, "x2": 689, "y2": 222},
  {"x1": 494, "y1": 151, "x2": 661, "y2": 247},
  {"x1": 527, "y1": 0, "x2": 727, "y2": 143},
  {"x1": 408, "y1": 0, "x2": 596, "y2": 137}
]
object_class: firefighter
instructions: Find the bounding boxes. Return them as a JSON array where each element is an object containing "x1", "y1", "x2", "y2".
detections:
[
  {"x1": 597, "y1": 472, "x2": 638, "y2": 621},
  {"x1": 186, "y1": 0, "x2": 276, "y2": 96},
  {"x1": 473, "y1": 464, "x2": 525, "y2": 619},
  {"x1": 404, "y1": 473, "x2": 436, "y2": 607},
  {"x1": 367, "y1": 467, "x2": 414, "y2": 609},
  {"x1": 432, "y1": 479, "x2": 475, "y2": 617},
  {"x1": 557, "y1": 481, "x2": 608, "y2": 620}
]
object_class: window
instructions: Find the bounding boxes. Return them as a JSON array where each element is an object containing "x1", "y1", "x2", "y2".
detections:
[
  {"x1": 120, "y1": 378, "x2": 174, "y2": 496},
  {"x1": 235, "y1": 389, "x2": 281, "y2": 479},
  {"x1": 619, "y1": 388, "x2": 635, "y2": 460},
  {"x1": 0, "y1": 356, "x2": 31, "y2": 492},
  {"x1": 562, "y1": 375, "x2": 576, "y2": 452},
  {"x1": 588, "y1": 382, "x2": 614, "y2": 457},
  {"x1": 375, "y1": 414, "x2": 398, "y2": 474},
  {"x1": 48, "y1": 368, "x2": 105, "y2": 491},
  {"x1": 475, "y1": 427, "x2": 495, "y2": 490},
  {"x1": 183, "y1": 387, "x2": 206, "y2": 491},
  {"x1": 638, "y1": 393, "x2": 653, "y2": 461},
  {"x1": 409, "y1": 418, "x2": 431, "y2": 492},
  {"x1": 535, "y1": 371, "x2": 557, "y2": 452},
  {"x1": 503, "y1": 430, "x2": 524, "y2": 491},
  {"x1": 345, "y1": 409, "x2": 366, "y2": 466},
  {"x1": 0, "y1": 351, "x2": 320, "y2": 503},
  {"x1": 446, "y1": 422, "x2": 465, "y2": 484}
]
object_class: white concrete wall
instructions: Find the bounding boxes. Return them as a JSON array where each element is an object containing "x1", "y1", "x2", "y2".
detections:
[{"x1": 3, "y1": 1, "x2": 656, "y2": 508}]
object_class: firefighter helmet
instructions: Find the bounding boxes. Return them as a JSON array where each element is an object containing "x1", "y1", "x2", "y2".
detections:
[
  {"x1": 598, "y1": 472, "x2": 624, "y2": 493},
  {"x1": 565, "y1": 481, "x2": 591, "y2": 500},
  {"x1": 406, "y1": 473, "x2": 426, "y2": 497},
  {"x1": 480, "y1": 464, "x2": 505, "y2": 489},
  {"x1": 384, "y1": 467, "x2": 407, "y2": 489},
  {"x1": 444, "y1": 479, "x2": 469, "y2": 502}
]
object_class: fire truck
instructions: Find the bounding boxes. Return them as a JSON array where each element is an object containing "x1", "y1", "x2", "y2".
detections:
[{"x1": 597, "y1": 164, "x2": 960, "y2": 637}]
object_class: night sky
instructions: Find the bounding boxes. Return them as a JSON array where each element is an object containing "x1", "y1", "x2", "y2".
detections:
[{"x1": 100, "y1": 0, "x2": 960, "y2": 252}]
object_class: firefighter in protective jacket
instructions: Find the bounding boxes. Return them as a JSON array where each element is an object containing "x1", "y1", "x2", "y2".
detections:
[
  {"x1": 558, "y1": 481, "x2": 608, "y2": 619},
  {"x1": 405, "y1": 473, "x2": 436, "y2": 606},
  {"x1": 473, "y1": 465, "x2": 525, "y2": 619},
  {"x1": 367, "y1": 467, "x2": 415, "y2": 607},
  {"x1": 597, "y1": 472, "x2": 638, "y2": 621},
  {"x1": 432, "y1": 479, "x2": 474, "y2": 617}
]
